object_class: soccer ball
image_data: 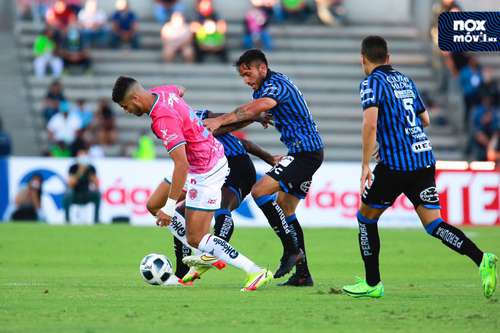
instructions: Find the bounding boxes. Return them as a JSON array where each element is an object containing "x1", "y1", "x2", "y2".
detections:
[{"x1": 139, "y1": 253, "x2": 173, "y2": 285}]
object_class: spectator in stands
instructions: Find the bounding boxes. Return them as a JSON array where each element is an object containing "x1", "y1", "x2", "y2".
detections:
[
  {"x1": 470, "y1": 94, "x2": 499, "y2": 161},
  {"x1": 0, "y1": 117, "x2": 12, "y2": 157},
  {"x1": 63, "y1": 147, "x2": 101, "y2": 223},
  {"x1": 243, "y1": 0, "x2": 274, "y2": 51},
  {"x1": 17, "y1": 0, "x2": 54, "y2": 22},
  {"x1": 60, "y1": 22, "x2": 92, "y2": 73},
  {"x1": 280, "y1": 0, "x2": 310, "y2": 22},
  {"x1": 133, "y1": 130, "x2": 156, "y2": 160},
  {"x1": 71, "y1": 98, "x2": 93, "y2": 128},
  {"x1": 191, "y1": 0, "x2": 228, "y2": 63},
  {"x1": 65, "y1": 0, "x2": 83, "y2": 15},
  {"x1": 41, "y1": 79, "x2": 66, "y2": 123},
  {"x1": 94, "y1": 98, "x2": 117, "y2": 145},
  {"x1": 110, "y1": 0, "x2": 140, "y2": 49},
  {"x1": 11, "y1": 173, "x2": 44, "y2": 221},
  {"x1": 78, "y1": 0, "x2": 109, "y2": 47},
  {"x1": 316, "y1": 0, "x2": 346, "y2": 26},
  {"x1": 459, "y1": 56, "x2": 483, "y2": 127},
  {"x1": 481, "y1": 67, "x2": 499, "y2": 107},
  {"x1": 487, "y1": 129, "x2": 500, "y2": 167},
  {"x1": 46, "y1": 0, "x2": 77, "y2": 30},
  {"x1": 161, "y1": 12, "x2": 194, "y2": 63},
  {"x1": 154, "y1": 0, "x2": 185, "y2": 24},
  {"x1": 47, "y1": 100, "x2": 82, "y2": 156},
  {"x1": 33, "y1": 27, "x2": 63, "y2": 78}
]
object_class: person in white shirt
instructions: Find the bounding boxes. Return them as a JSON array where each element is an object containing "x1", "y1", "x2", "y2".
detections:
[
  {"x1": 78, "y1": 0, "x2": 108, "y2": 47},
  {"x1": 47, "y1": 101, "x2": 82, "y2": 146}
]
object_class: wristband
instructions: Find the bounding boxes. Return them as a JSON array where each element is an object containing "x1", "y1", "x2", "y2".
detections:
[{"x1": 162, "y1": 198, "x2": 177, "y2": 217}]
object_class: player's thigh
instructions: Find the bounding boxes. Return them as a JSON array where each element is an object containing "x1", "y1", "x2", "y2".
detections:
[
  {"x1": 361, "y1": 163, "x2": 403, "y2": 211},
  {"x1": 276, "y1": 191, "x2": 300, "y2": 216},
  {"x1": 415, "y1": 205, "x2": 442, "y2": 226},
  {"x1": 147, "y1": 180, "x2": 171, "y2": 212},
  {"x1": 185, "y1": 208, "x2": 214, "y2": 247},
  {"x1": 251, "y1": 174, "x2": 281, "y2": 198}
]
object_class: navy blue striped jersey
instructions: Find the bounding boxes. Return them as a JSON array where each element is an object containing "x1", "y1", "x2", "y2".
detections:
[
  {"x1": 252, "y1": 71, "x2": 324, "y2": 154},
  {"x1": 195, "y1": 109, "x2": 247, "y2": 157},
  {"x1": 359, "y1": 65, "x2": 435, "y2": 171}
]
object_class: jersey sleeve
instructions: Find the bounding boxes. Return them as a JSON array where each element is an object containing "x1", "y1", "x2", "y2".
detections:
[
  {"x1": 152, "y1": 116, "x2": 186, "y2": 153},
  {"x1": 359, "y1": 76, "x2": 382, "y2": 110},
  {"x1": 259, "y1": 81, "x2": 290, "y2": 104}
]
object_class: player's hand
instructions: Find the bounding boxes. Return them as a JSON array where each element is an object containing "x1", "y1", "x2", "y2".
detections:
[
  {"x1": 360, "y1": 165, "x2": 373, "y2": 195},
  {"x1": 155, "y1": 210, "x2": 172, "y2": 227},
  {"x1": 203, "y1": 117, "x2": 222, "y2": 133},
  {"x1": 256, "y1": 112, "x2": 274, "y2": 128},
  {"x1": 271, "y1": 154, "x2": 284, "y2": 165}
]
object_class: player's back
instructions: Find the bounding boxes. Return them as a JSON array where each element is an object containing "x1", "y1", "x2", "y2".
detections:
[
  {"x1": 149, "y1": 86, "x2": 224, "y2": 173},
  {"x1": 360, "y1": 65, "x2": 435, "y2": 171}
]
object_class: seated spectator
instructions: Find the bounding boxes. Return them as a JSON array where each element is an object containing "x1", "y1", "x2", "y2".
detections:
[
  {"x1": 47, "y1": 101, "x2": 82, "y2": 156},
  {"x1": 41, "y1": 79, "x2": 66, "y2": 123},
  {"x1": 487, "y1": 129, "x2": 500, "y2": 167},
  {"x1": 481, "y1": 67, "x2": 499, "y2": 107},
  {"x1": 65, "y1": 0, "x2": 83, "y2": 15},
  {"x1": 459, "y1": 56, "x2": 483, "y2": 126},
  {"x1": 78, "y1": 0, "x2": 109, "y2": 47},
  {"x1": 60, "y1": 22, "x2": 92, "y2": 74},
  {"x1": 11, "y1": 174, "x2": 44, "y2": 221},
  {"x1": 154, "y1": 0, "x2": 185, "y2": 24},
  {"x1": 243, "y1": 0, "x2": 274, "y2": 51},
  {"x1": 161, "y1": 12, "x2": 194, "y2": 63},
  {"x1": 33, "y1": 27, "x2": 63, "y2": 78},
  {"x1": 316, "y1": 0, "x2": 347, "y2": 26},
  {"x1": 71, "y1": 98, "x2": 93, "y2": 128},
  {"x1": 46, "y1": 0, "x2": 77, "y2": 30},
  {"x1": 133, "y1": 131, "x2": 156, "y2": 160},
  {"x1": 0, "y1": 117, "x2": 12, "y2": 157},
  {"x1": 94, "y1": 98, "x2": 117, "y2": 145},
  {"x1": 280, "y1": 0, "x2": 310, "y2": 22},
  {"x1": 191, "y1": 0, "x2": 228, "y2": 63},
  {"x1": 63, "y1": 147, "x2": 101, "y2": 223},
  {"x1": 470, "y1": 94, "x2": 499, "y2": 161},
  {"x1": 110, "y1": 0, "x2": 139, "y2": 49}
]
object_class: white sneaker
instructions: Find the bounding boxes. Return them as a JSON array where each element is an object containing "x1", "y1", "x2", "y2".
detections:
[{"x1": 182, "y1": 254, "x2": 226, "y2": 269}]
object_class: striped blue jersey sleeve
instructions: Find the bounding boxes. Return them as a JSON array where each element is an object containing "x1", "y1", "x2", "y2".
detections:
[
  {"x1": 359, "y1": 77, "x2": 383, "y2": 110},
  {"x1": 259, "y1": 81, "x2": 290, "y2": 104}
]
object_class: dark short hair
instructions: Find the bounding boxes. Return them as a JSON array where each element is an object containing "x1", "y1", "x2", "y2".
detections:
[
  {"x1": 112, "y1": 76, "x2": 137, "y2": 103},
  {"x1": 361, "y1": 36, "x2": 389, "y2": 64},
  {"x1": 235, "y1": 49, "x2": 268, "y2": 68}
]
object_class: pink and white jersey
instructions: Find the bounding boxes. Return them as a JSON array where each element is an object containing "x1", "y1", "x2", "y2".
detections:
[{"x1": 149, "y1": 85, "x2": 224, "y2": 174}]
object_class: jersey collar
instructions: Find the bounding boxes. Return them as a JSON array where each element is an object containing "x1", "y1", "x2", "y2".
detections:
[
  {"x1": 372, "y1": 64, "x2": 394, "y2": 73},
  {"x1": 147, "y1": 93, "x2": 159, "y2": 117}
]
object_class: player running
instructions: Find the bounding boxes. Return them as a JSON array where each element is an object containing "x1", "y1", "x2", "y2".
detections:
[
  {"x1": 203, "y1": 49, "x2": 324, "y2": 286},
  {"x1": 342, "y1": 36, "x2": 497, "y2": 298},
  {"x1": 111, "y1": 77, "x2": 273, "y2": 291},
  {"x1": 146, "y1": 109, "x2": 279, "y2": 284}
]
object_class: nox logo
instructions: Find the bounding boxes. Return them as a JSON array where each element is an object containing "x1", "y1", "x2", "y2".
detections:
[{"x1": 453, "y1": 19, "x2": 486, "y2": 31}]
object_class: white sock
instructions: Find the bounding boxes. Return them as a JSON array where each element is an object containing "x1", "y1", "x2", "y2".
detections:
[
  {"x1": 167, "y1": 211, "x2": 202, "y2": 255},
  {"x1": 197, "y1": 234, "x2": 261, "y2": 274}
]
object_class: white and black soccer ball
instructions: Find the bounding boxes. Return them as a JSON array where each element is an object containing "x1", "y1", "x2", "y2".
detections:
[{"x1": 139, "y1": 253, "x2": 173, "y2": 285}]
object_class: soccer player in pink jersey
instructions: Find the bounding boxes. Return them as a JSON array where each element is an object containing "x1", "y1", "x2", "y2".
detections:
[{"x1": 111, "y1": 76, "x2": 273, "y2": 291}]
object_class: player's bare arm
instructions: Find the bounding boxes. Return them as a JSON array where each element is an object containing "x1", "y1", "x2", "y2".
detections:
[
  {"x1": 360, "y1": 106, "x2": 378, "y2": 194},
  {"x1": 240, "y1": 138, "x2": 281, "y2": 166},
  {"x1": 156, "y1": 145, "x2": 189, "y2": 227},
  {"x1": 203, "y1": 98, "x2": 277, "y2": 132},
  {"x1": 418, "y1": 110, "x2": 430, "y2": 128}
]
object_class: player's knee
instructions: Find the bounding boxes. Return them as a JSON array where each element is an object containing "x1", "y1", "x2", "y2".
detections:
[
  {"x1": 251, "y1": 184, "x2": 265, "y2": 199},
  {"x1": 358, "y1": 204, "x2": 383, "y2": 221},
  {"x1": 186, "y1": 233, "x2": 200, "y2": 248}
]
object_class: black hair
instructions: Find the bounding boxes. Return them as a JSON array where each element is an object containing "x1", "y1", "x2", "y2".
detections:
[
  {"x1": 361, "y1": 36, "x2": 389, "y2": 64},
  {"x1": 235, "y1": 49, "x2": 268, "y2": 68},
  {"x1": 112, "y1": 76, "x2": 137, "y2": 103}
]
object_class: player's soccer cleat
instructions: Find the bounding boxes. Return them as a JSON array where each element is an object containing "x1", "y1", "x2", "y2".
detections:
[
  {"x1": 277, "y1": 273, "x2": 314, "y2": 287},
  {"x1": 181, "y1": 266, "x2": 209, "y2": 283},
  {"x1": 162, "y1": 275, "x2": 192, "y2": 286},
  {"x1": 274, "y1": 249, "x2": 305, "y2": 278},
  {"x1": 241, "y1": 269, "x2": 274, "y2": 292},
  {"x1": 182, "y1": 254, "x2": 227, "y2": 269},
  {"x1": 479, "y1": 252, "x2": 498, "y2": 298},
  {"x1": 342, "y1": 277, "x2": 384, "y2": 298}
]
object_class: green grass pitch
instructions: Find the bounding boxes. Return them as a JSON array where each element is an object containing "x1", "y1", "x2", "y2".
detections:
[{"x1": 0, "y1": 223, "x2": 499, "y2": 333}]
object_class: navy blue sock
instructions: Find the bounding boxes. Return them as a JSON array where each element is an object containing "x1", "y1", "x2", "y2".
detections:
[
  {"x1": 286, "y1": 214, "x2": 310, "y2": 276},
  {"x1": 173, "y1": 236, "x2": 191, "y2": 278},
  {"x1": 214, "y1": 209, "x2": 234, "y2": 242},
  {"x1": 425, "y1": 218, "x2": 483, "y2": 266},
  {"x1": 357, "y1": 211, "x2": 381, "y2": 287},
  {"x1": 254, "y1": 195, "x2": 299, "y2": 254}
]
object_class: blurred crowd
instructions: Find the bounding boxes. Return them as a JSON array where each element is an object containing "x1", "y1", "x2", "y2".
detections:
[{"x1": 429, "y1": 0, "x2": 499, "y2": 164}]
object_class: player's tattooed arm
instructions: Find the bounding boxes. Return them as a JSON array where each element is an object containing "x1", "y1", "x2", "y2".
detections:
[{"x1": 240, "y1": 138, "x2": 278, "y2": 166}]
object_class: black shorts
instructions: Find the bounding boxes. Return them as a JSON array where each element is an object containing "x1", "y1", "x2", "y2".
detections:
[
  {"x1": 362, "y1": 163, "x2": 440, "y2": 209},
  {"x1": 266, "y1": 150, "x2": 324, "y2": 199},
  {"x1": 225, "y1": 154, "x2": 256, "y2": 205}
]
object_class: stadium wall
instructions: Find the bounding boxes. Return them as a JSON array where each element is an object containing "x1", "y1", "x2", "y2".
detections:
[{"x1": 0, "y1": 157, "x2": 498, "y2": 227}]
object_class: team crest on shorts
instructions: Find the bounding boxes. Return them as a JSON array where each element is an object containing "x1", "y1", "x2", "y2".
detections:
[
  {"x1": 300, "y1": 181, "x2": 311, "y2": 193},
  {"x1": 189, "y1": 189, "x2": 198, "y2": 200},
  {"x1": 420, "y1": 187, "x2": 439, "y2": 203}
]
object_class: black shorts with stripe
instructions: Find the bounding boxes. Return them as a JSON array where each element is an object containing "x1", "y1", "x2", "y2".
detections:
[{"x1": 224, "y1": 154, "x2": 256, "y2": 204}]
